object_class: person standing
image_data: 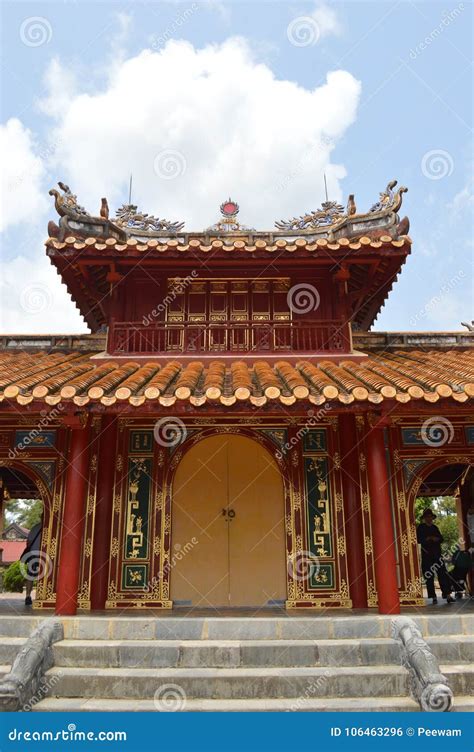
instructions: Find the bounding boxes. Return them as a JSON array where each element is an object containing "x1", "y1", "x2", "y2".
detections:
[
  {"x1": 417, "y1": 508, "x2": 454, "y2": 605},
  {"x1": 20, "y1": 516, "x2": 43, "y2": 606},
  {"x1": 449, "y1": 546, "x2": 472, "y2": 598}
]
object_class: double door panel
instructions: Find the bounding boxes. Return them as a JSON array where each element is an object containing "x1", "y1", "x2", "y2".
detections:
[{"x1": 170, "y1": 435, "x2": 286, "y2": 607}]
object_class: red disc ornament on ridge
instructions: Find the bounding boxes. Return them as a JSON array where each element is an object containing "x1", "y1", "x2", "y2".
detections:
[{"x1": 220, "y1": 199, "x2": 239, "y2": 217}]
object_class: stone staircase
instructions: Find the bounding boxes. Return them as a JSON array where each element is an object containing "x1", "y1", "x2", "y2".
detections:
[{"x1": 0, "y1": 613, "x2": 472, "y2": 712}]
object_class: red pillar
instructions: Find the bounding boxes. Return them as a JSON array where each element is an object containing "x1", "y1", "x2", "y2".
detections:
[
  {"x1": 90, "y1": 415, "x2": 117, "y2": 610},
  {"x1": 0, "y1": 480, "x2": 4, "y2": 537},
  {"x1": 55, "y1": 422, "x2": 91, "y2": 616},
  {"x1": 366, "y1": 420, "x2": 400, "y2": 615},
  {"x1": 339, "y1": 414, "x2": 368, "y2": 609}
]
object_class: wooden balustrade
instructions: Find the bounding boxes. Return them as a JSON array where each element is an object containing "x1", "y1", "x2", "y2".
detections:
[{"x1": 108, "y1": 319, "x2": 349, "y2": 355}]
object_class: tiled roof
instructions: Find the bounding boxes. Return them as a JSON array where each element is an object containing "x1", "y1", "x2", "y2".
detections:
[
  {"x1": 0, "y1": 541, "x2": 26, "y2": 564},
  {"x1": 0, "y1": 350, "x2": 472, "y2": 407},
  {"x1": 45, "y1": 234, "x2": 410, "y2": 255}
]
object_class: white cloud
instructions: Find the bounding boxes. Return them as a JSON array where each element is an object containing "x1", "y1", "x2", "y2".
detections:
[
  {"x1": 41, "y1": 37, "x2": 361, "y2": 230},
  {"x1": 2, "y1": 36, "x2": 360, "y2": 333},
  {"x1": 0, "y1": 119, "x2": 48, "y2": 233},
  {"x1": 447, "y1": 181, "x2": 474, "y2": 220},
  {"x1": 311, "y1": 2, "x2": 343, "y2": 38},
  {"x1": 0, "y1": 253, "x2": 85, "y2": 333},
  {"x1": 37, "y1": 58, "x2": 78, "y2": 120}
]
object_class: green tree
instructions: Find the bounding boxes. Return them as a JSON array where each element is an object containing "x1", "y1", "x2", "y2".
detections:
[
  {"x1": 4, "y1": 498, "x2": 43, "y2": 529},
  {"x1": 2, "y1": 561, "x2": 25, "y2": 593}
]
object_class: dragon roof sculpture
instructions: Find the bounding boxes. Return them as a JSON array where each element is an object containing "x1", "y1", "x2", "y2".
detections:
[
  {"x1": 114, "y1": 204, "x2": 184, "y2": 233},
  {"x1": 275, "y1": 180, "x2": 407, "y2": 232},
  {"x1": 47, "y1": 182, "x2": 185, "y2": 241}
]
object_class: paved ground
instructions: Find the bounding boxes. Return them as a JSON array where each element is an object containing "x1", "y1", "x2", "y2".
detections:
[{"x1": 1, "y1": 590, "x2": 473, "y2": 618}]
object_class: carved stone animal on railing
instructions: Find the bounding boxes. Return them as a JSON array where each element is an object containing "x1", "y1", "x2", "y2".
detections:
[
  {"x1": 392, "y1": 616, "x2": 453, "y2": 712},
  {"x1": 0, "y1": 618, "x2": 63, "y2": 711}
]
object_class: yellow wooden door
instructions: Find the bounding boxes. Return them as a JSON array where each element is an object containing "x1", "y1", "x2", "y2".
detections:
[
  {"x1": 170, "y1": 434, "x2": 286, "y2": 608},
  {"x1": 170, "y1": 435, "x2": 229, "y2": 607},
  {"x1": 227, "y1": 436, "x2": 286, "y2": 607}
]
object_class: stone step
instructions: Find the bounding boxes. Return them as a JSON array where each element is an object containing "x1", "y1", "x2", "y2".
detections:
[
  {"x1": 31, "y1": 695, "x2": 474, "y2": 712},
  {"x1": 0, "y1": 665, "x2": 11, "y2": 681},
  {"x1": 44, "y1": 664, "x2": 411, "y2": 699},
  {"x1": 51, "y1": 636, "x2": 474, "y2": 669},
  {"x1": 0, "y1": 617, "x2": 42, "y2": 638},
  {"x1": 34, "y1": 688, "x2": 474, "y2": 712},
  {"x1": 0, "y1": 637, "x2": 27, "y2": 665},
  {"x1": 33, "y1": 696, "x2": 423, "y2": 712},
  {"x1": 43, "y1": 664, "x2": 474, "y2": 701},
  {"x1": 0, "y1": 613, "x2": 472, "y2": 641}
]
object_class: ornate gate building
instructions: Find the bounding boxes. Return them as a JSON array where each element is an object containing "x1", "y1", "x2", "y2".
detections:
[{"x1": 0, "y1": 182, "x2": 472, "y2": 615}]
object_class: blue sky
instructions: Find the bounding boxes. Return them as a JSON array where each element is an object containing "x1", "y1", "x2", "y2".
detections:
[{"x1": 0, "y1": 0, "x2": 472, "y2": 332}]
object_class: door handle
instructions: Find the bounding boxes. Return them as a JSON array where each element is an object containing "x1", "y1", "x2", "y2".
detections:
[{"x1": 222, "y1": 509, "x2": 236, "y2": 519}]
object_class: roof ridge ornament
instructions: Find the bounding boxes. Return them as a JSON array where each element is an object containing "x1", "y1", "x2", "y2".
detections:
[
  {"x1": 274, "y1": 179, "x2": 407, "y2": 231},
  {"x1": 206, "y1": 198, "x2": 254, "y2": 233},
  {"x1": 48, "y1": 181, "x2": 185, "y2": 237},
  {"x1": 275, "y1": 200, "x2": 345, "y2": 231},
  {"x1": 114, "y1": 203, "x2": 185, "y2": 233},
  {"x1": 48, "y1": 182, "x2": 90, "y2": 219},
  {"x1": 369, "y1": 179, "x2": 407, "y2": 214}
]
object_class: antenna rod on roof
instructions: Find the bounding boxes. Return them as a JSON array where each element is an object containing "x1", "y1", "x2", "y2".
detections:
[
  {"x1": 128, "y1": 174, "x2": 133, "y2": 205},
  {"x1": 324, "y1": 173, "x2": 329, "y2": 203}
]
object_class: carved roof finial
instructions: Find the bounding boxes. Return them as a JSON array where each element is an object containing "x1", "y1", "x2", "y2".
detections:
[{"x1": 206, "y1": 198, "x2": 254, "y2": 233}]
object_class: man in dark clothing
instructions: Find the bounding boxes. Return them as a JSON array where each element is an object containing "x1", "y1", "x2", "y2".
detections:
[
  {"x1": 449, "y1": 547, "x2": 472, "y2": 598},
  {"x1": 416, "y1": 508, "x2": 454, "y2": 604},
  {"x1": 20, "y1": 516, "x2": 43, "y2": 606}
]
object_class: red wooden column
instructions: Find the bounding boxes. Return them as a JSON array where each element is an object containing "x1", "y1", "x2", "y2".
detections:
[
  {"x1": 0, "y1": 479, "x2": 4, "y2": 537},
  {"x1": 339, "y1": 414, "x2": 367, "y2": 609},
  {"x1": 55, "y1": 419, "x2": 91, "y2": 616},
  {"x1": 90, "y1": 415, "x2": 117, "y2": 610},
  {"x1": 366, "y1": 418, "x2": 400, "y2": 615}
]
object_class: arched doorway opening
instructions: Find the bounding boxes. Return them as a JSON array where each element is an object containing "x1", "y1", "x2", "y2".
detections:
[
  {"x1": 411, "y1": 461, "x2": 473, "y2": 600},
  {"x1": 170, "y1": 434, "x2": 287, "y2": 608},
  {"x1": 0, "y1": 465, "x2": 48, "y2": 607}
]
